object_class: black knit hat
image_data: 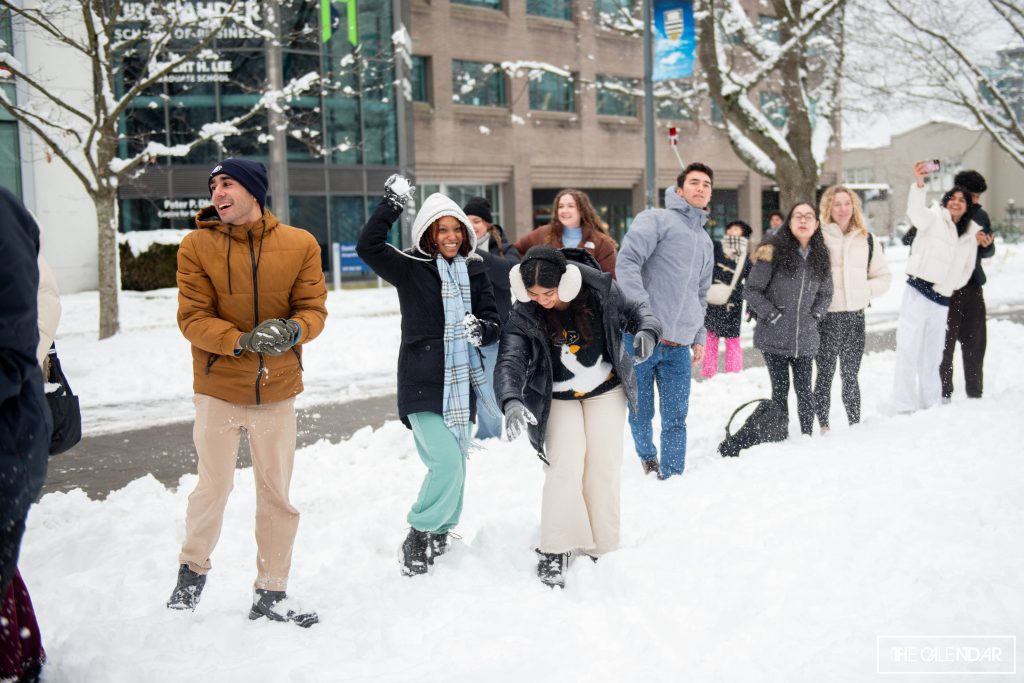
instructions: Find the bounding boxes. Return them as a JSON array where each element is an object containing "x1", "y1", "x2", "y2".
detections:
[
  {"x1": 209, "y1": 158, "x2": 269, "y2": 211},
  {"x1": 463, "y1": 196, "x2": 493, "y2": 225},
  {"x1": 952, "y1": 170, "x2": 987, "y2": 195}
]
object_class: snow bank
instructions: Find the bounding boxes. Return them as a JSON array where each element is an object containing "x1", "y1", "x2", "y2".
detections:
[{"x1": 21, "y1": 320, "x2": 1024, "y2": 681}]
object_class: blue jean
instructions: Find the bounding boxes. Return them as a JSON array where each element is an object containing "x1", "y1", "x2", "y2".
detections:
[
  {"x1": 624, "y1": 334, "x2": 692, "y2": 477},
  {"x1": 474, "y1": 342, "x2": 502, "y2": 440}
]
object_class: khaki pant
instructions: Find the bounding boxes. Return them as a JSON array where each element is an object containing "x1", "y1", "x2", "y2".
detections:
[
  {"x1": 179, "y1": 394, "x2": 299, "y2": 591},
  {"x1": 540, "y1": 386, "x2": 627, "y2": 556}
]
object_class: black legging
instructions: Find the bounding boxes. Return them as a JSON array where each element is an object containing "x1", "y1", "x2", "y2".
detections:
[
  {"x1": 763, "y1": 353, "x2": 815, "y2": 436},
  {"x1": 814, "y1": 311, "x2": 866, "y2": 427}
]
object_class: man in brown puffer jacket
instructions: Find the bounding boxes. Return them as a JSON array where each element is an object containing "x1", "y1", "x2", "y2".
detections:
[{"x1": 166, "y1": 158, "x2": 327, "y2": 628}]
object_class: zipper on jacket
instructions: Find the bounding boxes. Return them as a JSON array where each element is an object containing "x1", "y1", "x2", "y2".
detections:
[
  {"x1": 795, "y1": 265, "x2": 807, "y2": 357},
  {"x1": 204, "y1": 354, "x2": 220, "y2": 375},
  {"x1": 291, "y1": 346, "x2": 303, "y2": 371},
  {"x1": 248, "y1": 230, "x2": 263, "y2": 405}
]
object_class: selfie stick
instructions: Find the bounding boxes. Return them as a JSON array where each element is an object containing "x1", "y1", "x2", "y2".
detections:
[{"x1": 669, "y1": 126, "x2": 685, "y2": 169}]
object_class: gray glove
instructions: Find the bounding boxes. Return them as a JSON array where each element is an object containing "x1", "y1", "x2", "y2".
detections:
[
  {"x1": 632, "y1": 330, "x2": 657, "y2": 363},
  {"x1": 238, "y1": 319, "x2": 293, "y2": 354},
  {"x1": 503, "y1": 399, "x2": 537, "y2": 441},
  {"x1": 383, "y1": 173, "x2": 415, "y2": 211},
  {"x1": 463, "y1": 313, "x2": 484, "y2": 347},
  {"x1": 262, "y1": 319, "x2": 301, "y2": 356}
]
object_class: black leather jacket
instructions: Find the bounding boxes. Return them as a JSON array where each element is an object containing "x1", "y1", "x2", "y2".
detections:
[{"x1": 494, "y1": 261, "x2": 662, "y2": 459}]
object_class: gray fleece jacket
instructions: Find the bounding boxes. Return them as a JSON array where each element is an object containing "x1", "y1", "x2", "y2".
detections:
[{"x1": 615, "y1": 187, "x2": 714, "y2": 345}]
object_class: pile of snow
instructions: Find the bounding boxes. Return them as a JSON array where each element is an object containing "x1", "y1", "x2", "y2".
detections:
[{"x1": 22, "y1": 320, "x2": 1024, "y2": 681}]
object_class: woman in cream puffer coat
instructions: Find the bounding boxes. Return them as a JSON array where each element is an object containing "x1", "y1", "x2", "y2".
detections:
[{"x1": 813, "y1": 186, "x2": 891, "y2": 431}]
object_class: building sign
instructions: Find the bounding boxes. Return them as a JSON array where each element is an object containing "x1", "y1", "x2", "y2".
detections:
[
  {"x1": 114, "y1": 0, "x2": 263, "y2": 44},
  {"x1": 339, "y1": 242, "x2": 369, "y2": 273},
  {"x1": 653, "y1": 0, "x2": 696, "y2": 81},
  {"x1": 159, "y1": 53, "x2": 234, "y2": 83},
  {"x1": 158, "y1": 198, "x2": 208, "y2": 219}
]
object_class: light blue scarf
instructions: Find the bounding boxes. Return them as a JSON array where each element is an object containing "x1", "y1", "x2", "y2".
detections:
[{"x1": 437, "y1": 255, "x2": 499, "y2": 454}]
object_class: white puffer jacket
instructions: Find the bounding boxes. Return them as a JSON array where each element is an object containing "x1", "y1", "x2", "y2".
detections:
[
  {"x1": 904, "y1": 183, "x2": 980, "y2": 297},
  {"x1": 821, "y1": 223, "x2": 891, "y2": 312}
]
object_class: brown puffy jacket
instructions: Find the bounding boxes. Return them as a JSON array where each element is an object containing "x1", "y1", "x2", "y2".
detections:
[
  {"x1": 177, "y1": 207, "x2": 328, "y2": 405},
  {"x1": 512, "y1": 223, "x2": 618, "y2": 275}
]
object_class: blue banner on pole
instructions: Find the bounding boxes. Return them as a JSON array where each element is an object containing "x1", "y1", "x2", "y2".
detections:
[
  {"x1": 340, "y1": 243, "x2": 370, "y2": 273},
  {"x1": 653, "y1": 0, "x2": 695, "y2": 81}
]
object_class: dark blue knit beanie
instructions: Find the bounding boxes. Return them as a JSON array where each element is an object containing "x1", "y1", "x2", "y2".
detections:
[{"x1": 209, "y1": 158, "x2": 269, "y2": 211}]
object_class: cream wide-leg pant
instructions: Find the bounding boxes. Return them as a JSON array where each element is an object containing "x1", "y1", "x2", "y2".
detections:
[{"x1": 539, "y1": 385, "x2": 627, "y2": 556}]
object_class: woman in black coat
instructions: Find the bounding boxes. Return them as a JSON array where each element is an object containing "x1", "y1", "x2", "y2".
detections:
[
  {"x1": 494, "y1": 246, "x2": 661, "y2": 589},
  {"x1": 743, "y1": 203, "x2": 833, "y2": 436},
  {"x1": 702, "y1": 220, "x2": 753, "y2": 378},
  {"x1": 462, "y1": 196, "x2": 520, "y2": 440},
  {"x1": 357, "y1": 177, "x2": 500, "y2": 577}
]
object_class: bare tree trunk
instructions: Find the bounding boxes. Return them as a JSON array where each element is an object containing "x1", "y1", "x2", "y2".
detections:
[{"x1": 96, "y1": 189, "x2": 120, "y2": 339}]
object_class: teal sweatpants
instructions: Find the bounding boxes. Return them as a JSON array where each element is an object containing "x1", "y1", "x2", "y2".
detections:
[{"x1": 407, "y1": 412, "x2": 467, "y2": 533}]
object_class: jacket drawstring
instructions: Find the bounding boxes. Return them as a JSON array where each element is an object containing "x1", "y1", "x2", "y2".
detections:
[{"x1": 226, "y1": 226, "x2": 233, "y2": 294}]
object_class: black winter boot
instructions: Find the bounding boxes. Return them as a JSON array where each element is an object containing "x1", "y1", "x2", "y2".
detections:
[
  {"x1": 248, "y1": 588, "x2": 319, "y2": 628},
  {"x1": 535, "y1": 549, "x2": 570, "y2": 589},
  {"x1": 400, "y1": 527, "x2": 430, "y2": 576},
  {"x1": 427, "y1": 531, "x2": 449, "y2": 565},
  {"x1": 166, "y1": 563, "x2": 207, "y2": 611}
]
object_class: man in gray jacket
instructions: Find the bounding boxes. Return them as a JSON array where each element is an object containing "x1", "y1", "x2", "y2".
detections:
[{"x1": 617, "y1": 163, "x2": 714, "y2": 479}]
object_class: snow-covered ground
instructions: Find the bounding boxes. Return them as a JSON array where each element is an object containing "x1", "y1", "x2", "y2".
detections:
[
  {"x1": 19, "y1": 242, "x2": 1024, "y2": 681},
  {"x1": 57, "y1": 243, "x2": 1024, "y2": 436}
]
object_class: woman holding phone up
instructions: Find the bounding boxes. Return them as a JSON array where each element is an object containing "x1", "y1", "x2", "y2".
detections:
[{"x1": 891, "y1": 163, "x2": 981, "y2": 413}]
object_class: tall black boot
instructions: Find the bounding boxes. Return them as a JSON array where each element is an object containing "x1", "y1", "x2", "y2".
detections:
[{"x1": 166, "y1": 564, "x2": 207, "y2": 611}]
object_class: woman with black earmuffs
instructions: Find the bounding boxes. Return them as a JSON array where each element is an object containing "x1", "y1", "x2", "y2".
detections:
[
  {"x1": 494, "y1": 245, "x2": 661, "y2": 589},
  {"x1": 357, "y1": 176, "x2": 501, "y2": 578}
]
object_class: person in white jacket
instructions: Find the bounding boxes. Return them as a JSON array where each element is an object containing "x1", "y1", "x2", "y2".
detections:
[
  {"x1": 892, "y1": 163, "x2": 981, "y2": 413},
  {"x1": 814, "y1": 186, "x2": 891, "y2": 431}
]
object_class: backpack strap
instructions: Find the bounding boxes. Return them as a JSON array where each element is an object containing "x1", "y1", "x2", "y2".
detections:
[{"x1": 725, "y1": 399, "x2": 770, "y2": 438}]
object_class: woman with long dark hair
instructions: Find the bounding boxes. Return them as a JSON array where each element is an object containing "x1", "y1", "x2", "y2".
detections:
[
  {"x1": 892, "y1": 163, "x2": 982, "y2": 413},
  {"x1": 512, "y1": 189, "x2": 618, "y2": 274},
  {"x1": 814, "y1": 186, "x2": 891, "y2": 431},
  {"x1": 357, "y1": 176, "x2": 500, "y2": 577},
  {"x1": 744, "y1": 203, "x2": 833, "y2": 436},
  {"x1": 494, "y1": 246, "x2": 660, "y2": 588}
]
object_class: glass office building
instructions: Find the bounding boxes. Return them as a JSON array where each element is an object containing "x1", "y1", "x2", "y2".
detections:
[{"x1": 116, "y1": 0, "x2": 405, "y2": 272}]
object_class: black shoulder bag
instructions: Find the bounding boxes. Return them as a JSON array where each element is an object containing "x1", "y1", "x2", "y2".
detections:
[{"x1": 46, "y1": 343, "x2": 82, "y2": 455}]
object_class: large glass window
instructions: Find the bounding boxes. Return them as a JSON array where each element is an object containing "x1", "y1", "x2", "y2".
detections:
[
  {"x1": 758, "y1": 14, "x2": 780, "y2": 43},
  {"x1": 595, "y1": 0, "x2": 637, "y2": 26},
  {"x1": 0, "y1": 120, "x2": 22, "y2": 197},
  {"x1": 656, "y1": 96, "x2": 694, "y2": 121},
  {"x1": 528, "y1": 0, "x2": 571, "y2": 21},
  {"x1": 289, "y1": 195, "x2": 329, "y2": 270},
  {"x1": 596, "y1": 75, "x2": 639, "y2": 117},
  {"x1": 411, "y1": 56, "x2": 430, "y2": 103},
  {"x1": 452, "y1": 0, "x2": 502, "y2": 9},
  {"x1": 452, "y1": 60, "x2": 506, "y2": 107},
  {"x1": 706, "y1": 189, "x2": 739, "y2": 239},
  {"x1": 529, "y1": 71, "x2": 575, "y2": 112}
]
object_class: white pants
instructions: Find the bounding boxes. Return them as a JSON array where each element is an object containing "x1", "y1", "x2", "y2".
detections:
[
  {"x1": 540, "y1": 386, "x2": 627, "y2": 556},
  {"x1": 892, "y1": 287, "x2": 948, "y2": 413}
]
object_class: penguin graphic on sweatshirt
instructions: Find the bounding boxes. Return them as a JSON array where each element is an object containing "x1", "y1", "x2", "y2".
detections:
[{"x1": 550, "y1": 325, "x2": 618, "y2": 399}]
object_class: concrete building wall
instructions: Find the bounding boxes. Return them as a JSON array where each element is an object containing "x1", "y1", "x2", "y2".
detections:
[
  {"x1": 408, "y1": 0, "x2": 841, "y2": 244},
  {"x1": 13, "y1": 4, "x2": 97, "y2": 293},
  {"x1": 843, "y1": 121, "x2": 1024, "y2": 238}
]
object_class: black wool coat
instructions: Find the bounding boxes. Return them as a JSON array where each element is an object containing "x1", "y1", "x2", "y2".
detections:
[
  {"x1": 704, "y1": 239, "x2": 752, "y2": 339},
  {"x1": 494, "y1": 261, "x2": 662, "y2": 459},
  {"x1": 357, "y1": 201, "x2": 500, "y2": 427},
  {"x1": 0, "y1": 187, "x2": 52, "y2": 592},
  {"x1": 475, "y1": 225, "x2": 520, "y2": 329}
]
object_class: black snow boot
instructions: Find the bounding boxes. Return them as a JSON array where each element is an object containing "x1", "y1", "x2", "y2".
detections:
[
  {"x1": 535, "y1": 549, "x2": 570, "y2": 589},
  {"x1": 427, "y1": 531, "x2": 449, "y2": 565},
  {"x1": 400, "y1": 527, "x2": 431, "y2": 576},
  {"x1": 248, "y1": 588, "x2": 319, "y2": 628},
  {"x1": 166, "y1": 563, "x2": 207, "y2": 611},
  {"x1": 641, "y1": 458, "x2": 661, "y2": 477}
]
